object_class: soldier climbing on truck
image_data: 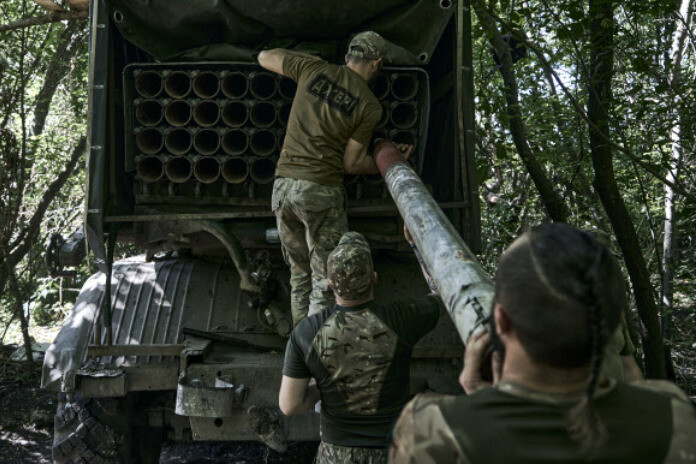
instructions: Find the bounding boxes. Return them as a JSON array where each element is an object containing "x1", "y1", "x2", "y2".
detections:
[{"x1": 257, "y1": 31, "x2": 415, "y2": 326}]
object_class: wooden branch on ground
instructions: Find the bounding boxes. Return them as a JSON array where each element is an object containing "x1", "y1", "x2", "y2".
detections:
[{"x1": 0, "y1": 11, "x2": 87, "y2": 34}]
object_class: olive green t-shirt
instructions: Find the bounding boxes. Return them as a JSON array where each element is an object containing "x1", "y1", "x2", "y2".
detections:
[{"x1": 276, "y1": 55, "x2": 382, "y2": 187}]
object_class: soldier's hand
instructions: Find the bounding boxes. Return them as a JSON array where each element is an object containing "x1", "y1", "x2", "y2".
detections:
[
  {"x1": 394, "y1": 143, "x2": 414, "y2": 160},
  {"x1": 459, "y1": 328, "x2": 501, "y2": 395}
]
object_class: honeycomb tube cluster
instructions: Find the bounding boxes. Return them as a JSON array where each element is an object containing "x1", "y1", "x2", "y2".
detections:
[
  {"x1": 132, "y1": 68, "x2": 295, "y2": 187},
  {"x1": 130, "y1": 66, "x2": 426, "y2": 199}
]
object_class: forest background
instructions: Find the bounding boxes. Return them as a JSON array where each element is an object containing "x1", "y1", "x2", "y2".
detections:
[{"x1": 0, "y1": 0, "x2": 694, "y2": 397}]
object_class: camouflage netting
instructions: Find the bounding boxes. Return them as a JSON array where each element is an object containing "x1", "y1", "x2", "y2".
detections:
[{"x1": 100, "y1": 0, "x2": 454, "y2": 64}]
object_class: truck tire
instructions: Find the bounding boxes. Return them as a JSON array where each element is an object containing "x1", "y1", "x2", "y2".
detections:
[{"x1": 52, "y1": 393, "x2": 130, "y2": 463}]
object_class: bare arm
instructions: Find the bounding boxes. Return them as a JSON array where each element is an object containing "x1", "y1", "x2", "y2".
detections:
[
  {"x1": 343, "y1": 138, "x2": 378, "y2": 174},
  {"x1": 258, "y1": 48, "x2": 318, "y2": 77},
  {"x1": 279, "y1": 376, "x2": 320, "y2": 416},
  {"x1": 344, "y1": 139, "x2": 414, "y2": 175},
  {"x1": 257, "y1": 49, "x2": 287, "y2": 76}
]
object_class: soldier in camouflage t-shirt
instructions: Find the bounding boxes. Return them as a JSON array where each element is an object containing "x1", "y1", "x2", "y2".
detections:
[
  {"x1": 278, "y1": 232, "x2": 441, "y2": 464},
  {"x1": 258, "y1": 32, "x2": 413, "y2": 326}
]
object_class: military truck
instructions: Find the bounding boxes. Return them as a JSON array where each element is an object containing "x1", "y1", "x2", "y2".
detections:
[{"x1": 40, "y1": 0, "x2": 481, "y2": 462}]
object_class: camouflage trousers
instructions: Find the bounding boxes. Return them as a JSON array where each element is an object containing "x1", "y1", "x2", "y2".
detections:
[
  {"x1": 315, "y1": 441, "x2": 387, "y2": 464},
  {"x1": 272, "y1": 177, "x2": 347, "y2": 326}
]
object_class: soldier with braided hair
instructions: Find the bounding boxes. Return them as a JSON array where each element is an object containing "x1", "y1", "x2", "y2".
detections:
[{"x1": 389, "y1": 223, "x2": 695, "y2": 463}]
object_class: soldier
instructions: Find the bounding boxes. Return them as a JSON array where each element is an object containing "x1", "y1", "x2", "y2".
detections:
[
  {"x1": 258, "y1": 32, "x2": 413, "y2": 326},
  {"x1": 278, "y1": 231, "x2": 441, "y2": 463},
  {"x1": 389, "y1": 223, "x2": 695, "y2": 463}
]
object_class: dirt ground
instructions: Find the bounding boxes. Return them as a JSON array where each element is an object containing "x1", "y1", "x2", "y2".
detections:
[{"x1": 0, "y1": 347, "x2": 55, "y2": 463}]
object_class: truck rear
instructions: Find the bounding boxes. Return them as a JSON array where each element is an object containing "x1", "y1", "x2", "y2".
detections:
[{"x1": 41, "y1": 0, "x2": 480, "y2": 462}]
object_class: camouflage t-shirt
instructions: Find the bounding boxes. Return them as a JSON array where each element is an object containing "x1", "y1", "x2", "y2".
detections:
[
  {"x1": 276, "y1": 55, "x2": 382, "y2": 187},
  {"x1": 282, "y1": 297, "x2": 441, "y2": 447}
]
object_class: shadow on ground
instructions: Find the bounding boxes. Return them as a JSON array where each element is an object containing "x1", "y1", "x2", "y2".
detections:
[
  {"x1": 0, "y1": 346, "x2": 55, "y2": 463},
  {"x1": 160, "y1": 441, "x2": 319, "y2": 464}
]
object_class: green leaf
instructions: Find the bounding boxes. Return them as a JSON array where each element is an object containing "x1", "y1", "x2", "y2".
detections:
[
  {"x1": 477, "y1": 164, "x2": 491, "y2": 184},
  {"x1": 567, "y1": 6, "x2": 585, "y2": 21},
  {"x1": 556, "y1": 27, "x2": 570, "y2": 40},
  {"x1": 569, "y1": 21, "x2": 586, "y2": 38},
  {"x1": 495, "y1": 142, "x2": 507, "y2": 160}
]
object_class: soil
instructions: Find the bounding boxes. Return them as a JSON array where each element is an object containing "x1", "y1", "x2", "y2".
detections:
[
  {"x1": 0, "y1": 346, "x2": 55, "y2": 463},
  {"x1": 159, "y1": 441, "x2": 318, "y2": 464}
]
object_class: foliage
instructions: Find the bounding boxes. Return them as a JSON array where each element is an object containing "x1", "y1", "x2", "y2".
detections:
[
  {"x1": 0, "y1": 0, "x2": 90, "y2": 347},
  {"x1": 473, "y1": 0, "x2": 694, "y2": 382}
]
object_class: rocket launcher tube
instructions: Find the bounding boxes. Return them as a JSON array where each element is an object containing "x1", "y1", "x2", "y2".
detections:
[
  {"x1": 249, "y1": 157, "x2": 276, "y2": 184},
  {"x1": 249, "y1": 101, "x2": 277, "y2": 128},
  {"x1": 164, "y1": 71, "x2": 192, "y2": 98},
  {"x1": 194, "y1": 156, "x2": 221, "y2": 183},
  {"x1": 193, "y1": 71, "x2": 220, "y2": 99},
  {"x1": 222, "y1": 156, "x2": 249, "y2": 184},
  {"x1": 221, "y1": 101, "x2": 248, "y2": 127},
  {"x1": 374, "y1": 140, "x2": 494, "y2": 343},
  {"x1": 193, "y1": 100, "x2": 221, "y2": 127},
  {"x1": 221, "y1": 71, "x2": 248, "y2": 99},
  {"x1": 164, "y1": 100, "x2": 192, "y2": 126}
]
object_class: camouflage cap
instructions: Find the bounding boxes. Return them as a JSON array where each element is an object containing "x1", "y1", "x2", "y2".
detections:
[
  {"x1": 348, "y1": 31, "x2": 387, "y2": 60},
  {"x1": 327, "y1": 232, "x2": 374, "y2": 300}
]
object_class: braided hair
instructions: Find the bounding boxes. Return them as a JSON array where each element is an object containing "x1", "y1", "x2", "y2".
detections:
[
  {"x1": 494, "y1": 223, "x2": 625, "y2": 458},
  {"x1": 566, "y1": 246, "x2": 610, "y2": 457}
]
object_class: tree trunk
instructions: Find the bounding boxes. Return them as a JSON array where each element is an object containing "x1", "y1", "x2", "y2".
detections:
[
  {"x1": 6, "y1": 266, "x2": 33, "y2": 363},
  {"x1": 472, "y1": 0, "x2": 570, "y2": 222},
  {"x1": 588, "y1": 0, "x2": 666, "y2": 378},
  {"x1": 661, "y1": 0, "x2": 693, "y2": 379}
]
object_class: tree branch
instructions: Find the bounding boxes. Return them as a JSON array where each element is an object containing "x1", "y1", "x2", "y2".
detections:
[
  {"x1": 0, "y1": 11, "x2": 87, "y2": 34},
  {"x1": 471, "y1": 0, "x2": 571, "y2": 222},
  {"x1": 33, "y1": 22, "x2": 87, "y2": 136},
  {"x1": 478, "y1": 4, "x2": 695, "y2": 201},
  {"x1": 0, "y1": 136, "x2": 86, "y2": 296}
]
